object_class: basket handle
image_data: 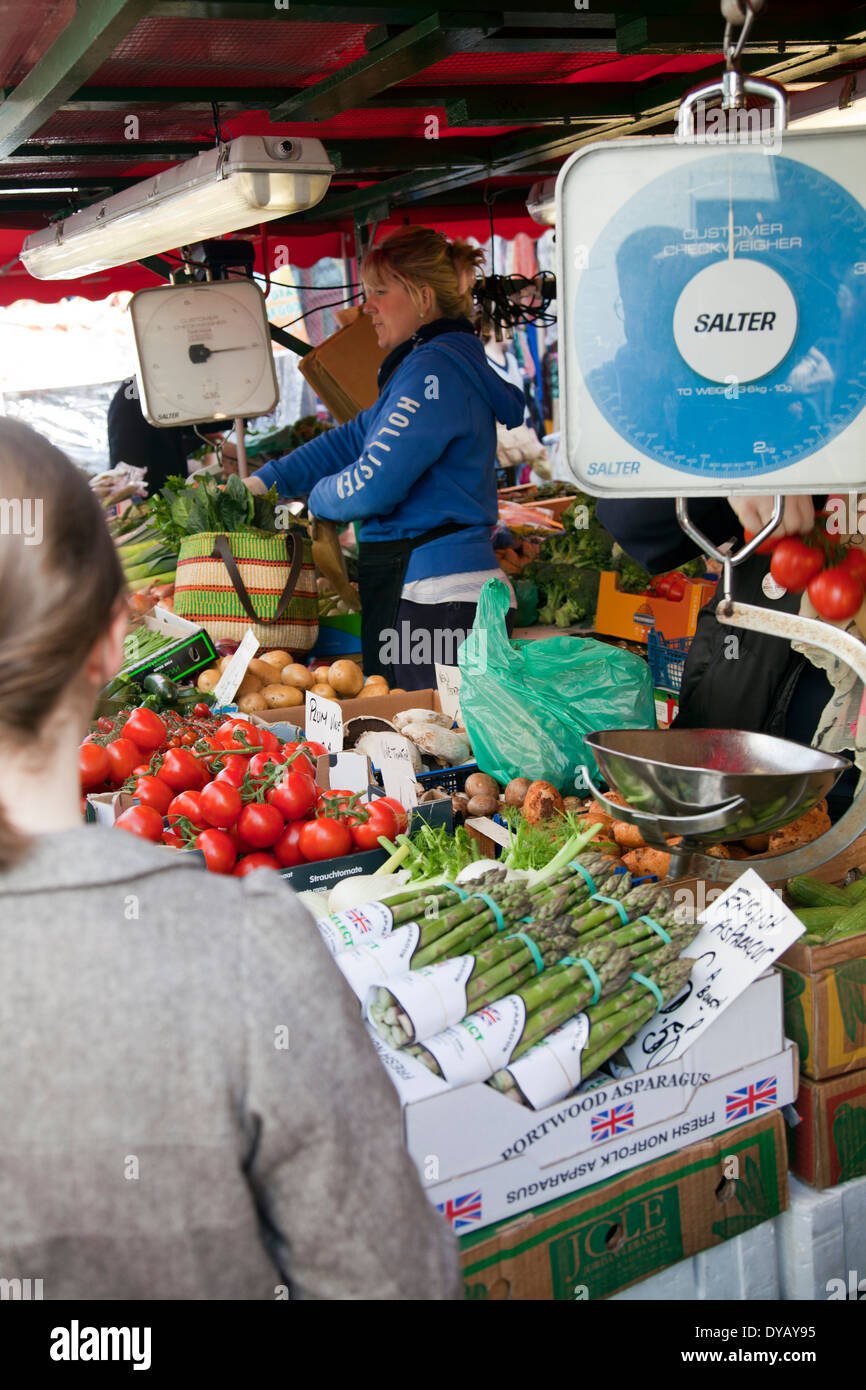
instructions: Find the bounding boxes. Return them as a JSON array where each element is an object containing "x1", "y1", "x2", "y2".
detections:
[{"x1": 211, "y1": 531, "x2": 304, "y2": 626}]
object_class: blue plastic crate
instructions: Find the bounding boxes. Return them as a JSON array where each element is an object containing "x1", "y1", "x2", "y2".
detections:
[{"x1": 647, "y1": 631, "x2": 691, "y2": 693}]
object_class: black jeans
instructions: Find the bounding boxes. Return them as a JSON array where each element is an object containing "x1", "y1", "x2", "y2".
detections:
[{"x1": 390, "y1": 597, "x2": 515, "y2": 691}]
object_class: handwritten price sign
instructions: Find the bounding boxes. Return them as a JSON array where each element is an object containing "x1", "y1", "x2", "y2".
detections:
[
  {"x1": 434, "y1": 664, "x2": 462, "y2": 725},
  {"x1": 376, "y1": 733, "x2": 418, "y2": 808},
  {"x1": 624, "y1": 869, "x2": 804, "y2": 1070},
  {"x1": 305, "y1": 691, "x2": 343, "y2": 753}
]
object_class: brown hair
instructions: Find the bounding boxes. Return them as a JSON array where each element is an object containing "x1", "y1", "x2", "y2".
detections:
[
  {"x1": 0, "y1": 419, "x2": 125, "y2": 869},
  {"x1": 362, "y1": 227, "x2": 485, "y2": 320}
]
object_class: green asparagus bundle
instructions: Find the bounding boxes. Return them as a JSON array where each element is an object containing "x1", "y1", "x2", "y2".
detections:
[
  {"x1": 368, "y1": 917, "x2": 589, "y2": 1049},
  {"x1": 405, "y1": 941, "x2": 633, "y2": 1086},
  {"x1": 563, "y1": 880, "x2": 670, "y2": 939},
  {"x1": 488, "y1": 955, "x2": 695, "y2": 1108}
]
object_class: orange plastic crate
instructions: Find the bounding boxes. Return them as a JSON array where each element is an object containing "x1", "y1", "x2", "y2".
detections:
[{"x1": 594, "y1": 571, "x2": 716, "y2": 644}]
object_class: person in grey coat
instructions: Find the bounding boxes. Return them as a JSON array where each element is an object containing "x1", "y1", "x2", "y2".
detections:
[{"x1": 0, "y1": 418, "x2": 460, "y2": 1302}]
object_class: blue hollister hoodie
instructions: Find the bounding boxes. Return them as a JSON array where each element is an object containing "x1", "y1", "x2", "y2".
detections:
[{"x1": 252, "y1": 324, "x2": 525, "y2": 584}]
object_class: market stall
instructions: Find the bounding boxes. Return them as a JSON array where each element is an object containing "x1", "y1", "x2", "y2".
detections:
[{"x1": 5, "y1": 0, "x2": 866, "y2": 1331}]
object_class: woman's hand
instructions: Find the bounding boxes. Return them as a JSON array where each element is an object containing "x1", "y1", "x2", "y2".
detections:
[
  {"x1": 729, "y1": 494, "x2": 814, "y2": 542},
  {"x1": 244, "y1": 475, "x2": 267, "y2": 496}
]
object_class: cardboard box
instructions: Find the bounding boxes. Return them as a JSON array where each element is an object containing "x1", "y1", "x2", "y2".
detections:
[
  {"x1": 788, "y1": 1066, "x2": 866, "y2": 1189},
  {"x1": 122, "y1": 605, "x2": 217, "y2": 683},
  {"x1": 459, "y1": 1110, "x2": 788, "y2": 1300},
  {"x1": 594, "y1": 571, "x2": 716, "y2": 644},
  {"x1": 398, "y1": 974, "x2": 793, "y2": 1231},
  {"x1": 778, "y1": 934, "x2": 866, "y2": 1080},
  {"x1": 298, "y1": 311, "x2": 385, "y2": 423},
  {"x1": 252, "y1": 687, "x2": 444, "y2": 732}
]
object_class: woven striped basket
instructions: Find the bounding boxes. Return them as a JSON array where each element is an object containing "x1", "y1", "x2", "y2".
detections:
[{"x1": 174, "y1": 529, "x2": 319, "y2": 653}]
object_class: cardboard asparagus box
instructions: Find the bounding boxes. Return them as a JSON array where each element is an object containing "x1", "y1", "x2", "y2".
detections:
[
  {"x1": 787, "y1": 1066, "x2": 866, "y2": 1190},
  {"x1": 251, "y1": 687, "x2": 445, "y2": 730},
  {"x1": 459, "y1": 1110, "x2": 788, "y2": 1300}
]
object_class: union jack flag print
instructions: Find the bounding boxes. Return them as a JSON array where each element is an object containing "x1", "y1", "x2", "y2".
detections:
[
  {"x1": 437, "y1": 1191, "x2": 483, "y2": 1231},
  {"x1": 725, "y1": 1076, "x2": 777, "y2": 1123},
  {"x1": 591, "y1": 1103, "x2": 635, "y2": 1143}
]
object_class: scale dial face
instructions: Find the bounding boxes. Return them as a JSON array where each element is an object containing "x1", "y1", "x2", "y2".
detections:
[
  {"x1": 557, "y1": 130, "x2": 866, "y2": 496},
  {"x1": 129, "y1": 278, "x2": 278, "y2": 427}
]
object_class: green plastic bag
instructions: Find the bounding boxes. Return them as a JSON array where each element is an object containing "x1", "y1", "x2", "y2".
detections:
[{"x1": 458, "y1": 579, "x2": 656, "y2": 793}]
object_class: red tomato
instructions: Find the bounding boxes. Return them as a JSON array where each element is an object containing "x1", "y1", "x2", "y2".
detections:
[
  {"x1": 132, "y1": 775, "x2": 174, "y2": 816},
  {"x1": 375, "y1": 796, "x2": 410, "y2": 834},
  {"x1": 743, "y1": 527, "x2": 781, "y2": 555},
  {"x1": 105, "y1": 737, "x2": 144, "y2": 787},
  {"x1": 199, "y1": 779, "x2": 242, "y2": 830},
  {"x1": 167, "y1": 790, "x2": 208, "y2": 834},
  {"x1": 808, "y1": 565, "x2": 864, "y2": 621},
  {"x1": 193, "y1": 702, "x2": 212, "y2": 718},
  {"x1": 158, "y1": 747, "x2": 208, "y2": 792},
  {"x1": 79, "y1": 742, "x2": 110, "y2": 791},
  {"x1": 304, "y1": 740, "x2": 328, "y2": 757},
  {"x1": 162, "y1": 831, "x2": 186, "y2": 849},
  {"x1": 234, "y1": 852, "x2": 282, "y2": 876},
  {"x1": 237, "y1": 802, "x2": 285, "y2": 849},
  {"x1": 123, "y1": 707, "x2": 167, "y2": 753},
  {"x1": 666, "y1": 574, "x2": 686, "y2": 601},
  {"x1": 299, "y1": 817, "x2": 352, "y2": 862},
  {"x1": 770, "y1": 538, "x2": 825, "y2": 593},
  {"x1": 257, "y1": 728, "x2": 280, "y2": 756},
  {"x1": 274, "y1": 820, "x2": 307, "y2": 867},
  {"x1": 195, "y1": 828, "x2": 237, "y2": 875},
  {"x1": 348, "y1": 800, "x2": 399, "y2": 852},
  {"x1": 213, "y1": 752, "x2": 249, "y2": 788},
  {"x1": 248, "y1": 751, "x2": 288, "y2": 780},
  {"x1": 282, "y1": 743, "x2": 316, "y2": 778},
  {"x1": 132, "y1": 763, "x2": 151, "y2": 777},
  {"x1": 114, "y1": 804, "x2": 164, "y2": 842},
  {"x1": 839, "y1": 546, "x2": 866, "y2": 586},
  {"x1": 268, "y1": 770, "x2": 318, "y2": 822},
  {"x1": 216, "y1": 719, "x2": 260, "y2": 753}
]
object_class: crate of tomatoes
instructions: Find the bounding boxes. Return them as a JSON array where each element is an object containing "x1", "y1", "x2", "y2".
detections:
[{"x1": 79, "y1": 705, "x2": 411, "y2": 883}]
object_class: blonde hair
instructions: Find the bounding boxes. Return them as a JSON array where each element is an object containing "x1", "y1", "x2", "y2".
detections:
[
  {"x1": 0, "y1": 420, "x2": 125, "y2": 868},
  {"x1": 362, "y1": 227, "x2": 484, "y2": 320}
]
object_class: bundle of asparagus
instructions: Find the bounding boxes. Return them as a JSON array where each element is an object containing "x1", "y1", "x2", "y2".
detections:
[
  {"x1": 335, "y1": 875, "x2": 533, "y2": 999},
  {"x1": 367, "y1": 873, "x2": 692, "y2": 1048},
  {"x1": 488, "y1": 954, "x2": 695, "y2": 1109},
  {"x1": 403, "y1": 940, "x2": 634, "y2": 1088},
  {"x1": 317, "y1": 869, "x2": 513, "y2": 956}
]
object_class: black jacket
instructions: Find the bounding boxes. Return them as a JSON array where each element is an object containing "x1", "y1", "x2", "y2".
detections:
[{"x1": 595, "y1": 497, "x2": 830, "y2": 740}]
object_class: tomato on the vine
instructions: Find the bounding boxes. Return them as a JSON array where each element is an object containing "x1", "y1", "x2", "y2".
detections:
[
  {"x1": 248, "y1": 750, "x2": 288, "y2": 780},
  {"x1": 105, "y1": 737, "x2": 144, "y2": 787},
  {"x1": 79, "y1": 742, "x2": 110, "y2": 791},
  {"x1": 199, "y1": 779, "x2": 242, "y2": 830},
  {"x1": 215, "y1": 719, "x2": 261, "y2": 753},
  {"x1": 770, "y1": 537, "x2": 825, "y2": 593},
  {"x1": 193, "y1": 702, "x2": 212, "y2": 718},
  {"x1": 115, "y1": 804, "x2": 164, "y2": 842},
  {"x1": 123, "y1": 707, "x2": 167, "y2": 753},
  {"x1": 237, "y1": 802, "x2": 285, "y2": 849},
  {"x1": 234, "y1": 852, "x2": 281, "y2": 876},
  {"x1": 375, "y1": 796, "x2": 410, "y2": 834},
  {"x1": 268, "y1": 770, "x2": 317, "y2": 822},
  {"x1": 303, "y1": 740, "x2": 328, "y2": 758},
  {"x1": 282, "y1": 743, "x2": 316, "y2": 779},
  {"x1": 298, "y1": 817, "x2": 352, "y2": 862},
  {"x1": 132, "y1": 775, "x2": 174, "y2": 816},
  {"x1": 161, "y1": 831, "x2": 186, "y2": 849},
  {"x1": 167, "y1": 790, "x2": 208, "y2": 834},
  {"x1": 347, "y1": 800, "x2": 399, "y2": 852},
  {"x1": 274, "y1": 820, "x2": 307, "y2": 867},
  {"x1": 808, "y1": 565, "x2": 864, "y2": 621},
  {"x1": 213, "y1": 752, "x2": 249, "y2": 787},
  {"x1": 158, "y1": 747, "x2": 208, "y2": 793},
  {"x1": 195, "y1": 828, "x2": 237, "y2": 875}
]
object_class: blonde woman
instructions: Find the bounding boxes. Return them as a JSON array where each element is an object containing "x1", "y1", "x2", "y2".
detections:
[{"x1": 247, "y1": 227, "x2": 524, "y2": 686}]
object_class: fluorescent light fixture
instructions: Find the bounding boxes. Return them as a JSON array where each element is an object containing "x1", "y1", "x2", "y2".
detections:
[
  {"x1": 21, "y1": 136, "x2": 333, "y2": 280},
  {"x1": 527, "y1": 177, "x2": 556, "y2": 226},
  {"x1": 0, "y1": 186, "x2": 79, "y2": 195}
]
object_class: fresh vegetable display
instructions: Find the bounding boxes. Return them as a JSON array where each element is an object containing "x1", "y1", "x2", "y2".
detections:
[{"x1": 787, "y1": 874, "x2": 866, "y2": 944}]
